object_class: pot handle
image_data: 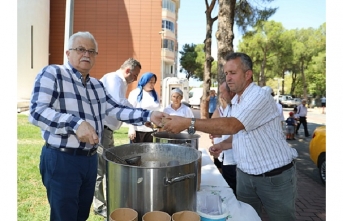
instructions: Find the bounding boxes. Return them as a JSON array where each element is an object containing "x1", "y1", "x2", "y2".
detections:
[{"x1": 164, "y1": 173, "x2": 196, "y2": 186}]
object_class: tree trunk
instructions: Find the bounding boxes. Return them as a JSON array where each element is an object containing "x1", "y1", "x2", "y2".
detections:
[
  {"x1": 300, "y1": 60, "x2": 308, "y2": 100},
  {"x1": 259, "y1": 49, "x2": 267, "y2": 86},
  {"x1": 281, "y1": 68, "x2": 286, "y2": 95},
  {"x1": 216, "y1": 0, "x2": 235, "y2": 83},
  {"x1": 201, "y1": 0, "x2": 218, "y2": 119}
]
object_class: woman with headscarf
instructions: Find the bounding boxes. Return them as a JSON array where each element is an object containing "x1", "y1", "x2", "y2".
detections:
[{"x1": 128, "y1": 72, "x2": 160, "y2": 142}]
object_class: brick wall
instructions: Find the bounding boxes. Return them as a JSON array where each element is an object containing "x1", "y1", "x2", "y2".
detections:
[{"x1": 49, "y1": 0, "x2": 162, "y2": 97}]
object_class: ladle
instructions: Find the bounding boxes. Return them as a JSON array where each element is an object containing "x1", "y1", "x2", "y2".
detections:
[
  {"x1": 97, "y1": 143, "x2": 141, "y2": 165},
  {"x1": 125, "y1": 156, "x2": 142, "y2": 166}
]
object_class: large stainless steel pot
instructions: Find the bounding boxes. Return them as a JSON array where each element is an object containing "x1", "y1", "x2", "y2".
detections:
[
  {"x1": 152, "y1": 132, "x2": 200, "y2": 149},
  {"x1": 104, "y1": 143, "x2": 201, "y2": 221}
]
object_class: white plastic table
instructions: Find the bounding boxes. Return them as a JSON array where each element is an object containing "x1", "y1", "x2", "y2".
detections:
[{"x1": 199, "y1": 149, "x2": 262, "y2": 221}]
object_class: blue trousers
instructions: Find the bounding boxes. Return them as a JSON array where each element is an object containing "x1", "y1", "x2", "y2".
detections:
[
  {"x1": 40, "y1": 145, "x2": 97, "y2": 221},
  {"x1": 236, "y1": 163, "x2": 297, "y2": 221}
]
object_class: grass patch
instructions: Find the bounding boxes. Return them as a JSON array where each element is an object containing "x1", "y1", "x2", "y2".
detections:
[{"x1": 17, "y1": 114, "x2": 129, "y2": 220}]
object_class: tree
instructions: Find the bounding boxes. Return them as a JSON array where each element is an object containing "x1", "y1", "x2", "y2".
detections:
[
  {"x1": 201, "y1": 0, "x2": 219, "y2": 119},
  {"x1": 292, "y1": 27, "x2": 322, "y2": 99},
  {"x1": 236, "y1": 22, "x2": 326, "y2": 100},
  {"x1": 216, "y1": 0, "x2": 236, "y2": 84},
  {"x1": 179, "y1": 43, "x2": 202, "y2": 80},
  {"x1": 216, "y1": 0, "x2": 278, "y2": 83},
  {"x1": 238, "y1": 20, "x2": 285, "y2": 86}
]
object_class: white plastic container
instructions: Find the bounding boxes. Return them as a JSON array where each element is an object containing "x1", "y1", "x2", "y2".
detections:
[
  {"x1": 197, "y1": 193, "x2": 230, "y2": 221},
  {"x1": 197, "y1": 209, "x2": 230, "y2": 221}
]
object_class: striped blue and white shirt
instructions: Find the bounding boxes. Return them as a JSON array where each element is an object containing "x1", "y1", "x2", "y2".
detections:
[
  {"x1": 29, "y1": 63, "x2": 151, "y2": 150},
  {"x1": 231, "y1": 83, "x2": 298, "y2": 175}
]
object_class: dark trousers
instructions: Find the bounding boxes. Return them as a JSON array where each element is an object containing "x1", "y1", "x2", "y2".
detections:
[
  {"x1": 40, "y1": 145, "x2": 97, "y2": 221},
  {"x1": 296, "y1": 116, "x2": 309, "y2": 136},
  {"x1": 222, "y1": 164, "x2": 237, "y2": 196},
  {"x1": 214, "y1": 157, "x2": 222, "y2": 169},
  {"x1": 131, "y1": 131, "x2": 154, "y2": 143}
]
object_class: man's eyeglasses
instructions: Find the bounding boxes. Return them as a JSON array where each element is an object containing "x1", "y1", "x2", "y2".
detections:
[{"x1": 69, "y1": 48, "x2": 98, "y2": 56}]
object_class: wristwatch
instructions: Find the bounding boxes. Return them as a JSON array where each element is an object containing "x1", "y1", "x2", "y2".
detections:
[{"x1": 188, "y1": 118, "x2": 196, "y2": 135}]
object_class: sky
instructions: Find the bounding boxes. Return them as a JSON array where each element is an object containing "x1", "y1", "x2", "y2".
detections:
[{"x1": 176, "y1": 0, "x2": 326, "y2": 87}]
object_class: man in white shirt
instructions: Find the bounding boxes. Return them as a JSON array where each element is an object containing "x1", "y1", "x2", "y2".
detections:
[
  {"x1": 93, "y1": 58, "x2": 141, "y2": 218},
  {"x1": 211, "y1": 81, "x2": 237, "y2": 195},
  {"x1": 262, "y1": 86, "x2": 285, "y2": 130},
  {"x1": 163, "y1": 52, "x2": 298, "y2": 221},
  {"x1": 295, "y1": 99, "x2": 310, "y2": 137}
]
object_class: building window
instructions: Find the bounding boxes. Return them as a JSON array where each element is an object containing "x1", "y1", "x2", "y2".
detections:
[
  {"x1": 162, "y1": 0, "x2": 175, "y2": 13},
  {"x1": 162, "y1": 20, "x2": 174, "y2": 33},
  {"x1": 162, "y1": 39, "x2": 175, "y2": 52}
]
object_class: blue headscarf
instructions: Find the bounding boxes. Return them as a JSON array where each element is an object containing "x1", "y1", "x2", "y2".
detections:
[{"x1": 137, "y1": 72, "x2": 158, "y2": 103}]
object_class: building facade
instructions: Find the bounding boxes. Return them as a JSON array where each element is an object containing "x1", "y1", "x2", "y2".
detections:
[{"x1": 17, "y1": 0, "x2": 180, "y2": 110}]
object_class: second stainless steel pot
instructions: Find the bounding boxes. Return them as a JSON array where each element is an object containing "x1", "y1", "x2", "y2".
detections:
[{"x1": 152, "y1": 132, "x2": 200, "y2": 149}]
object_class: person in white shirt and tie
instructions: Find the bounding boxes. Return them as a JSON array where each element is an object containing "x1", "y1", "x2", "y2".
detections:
[{"x1": 94, "y1": 58, "x2": 142, "y2": 218}]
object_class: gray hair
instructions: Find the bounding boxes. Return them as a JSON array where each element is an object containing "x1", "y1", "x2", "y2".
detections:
[
  {"x1": 120, "y1": 58, "x2": 142, "y2": 70},
  {"x1": 225, "y1": 52, "x2": 253, "y2": 72},
  {"x1": 68, "y1": 31, "x2": 98, "y2": 51}
]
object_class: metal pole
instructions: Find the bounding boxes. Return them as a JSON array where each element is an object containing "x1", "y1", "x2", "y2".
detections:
[{"x1": 64, "y1": 0, "x2": 74, "y2": 64}]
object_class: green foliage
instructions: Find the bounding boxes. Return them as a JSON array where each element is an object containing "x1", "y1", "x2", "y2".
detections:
[
  {"x1": 235, "y1": 0, "x2": 278, "y2": 33},
  {"x1": 17, "y1": 114, "x2": 129, "y2": 221},
  {"x1": 179, "y1": 43, "x2": 202, "y2": 80},
  {"x1": 238, "y1": 21, "x2": 326, "y2": 97}
]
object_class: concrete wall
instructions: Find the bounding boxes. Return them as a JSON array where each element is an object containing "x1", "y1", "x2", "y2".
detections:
[{"x1": 17, "y1": 0, "x2": 50, "y2": 103}]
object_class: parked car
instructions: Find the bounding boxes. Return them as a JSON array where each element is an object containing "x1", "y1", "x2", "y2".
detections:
[
  {"x1": 292, "y1": 98, "x2": 302, "y2": 107},
  {"x1": 309, "y1": 125, "x2": 326, "y2": 185},
  {"x1": 275, "y1": 95, "x2": 293, "y2": 107},
  {"x1": 283, "y1": 97, "x2": 302, "y2": 108},
  {"x1": 188, "y1": 87, "x2": 217, "y2": 108}
]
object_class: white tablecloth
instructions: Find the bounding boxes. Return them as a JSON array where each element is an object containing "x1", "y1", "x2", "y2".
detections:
[{"x1": 199, "y1": 149, "x2": 261, "y2": 221}]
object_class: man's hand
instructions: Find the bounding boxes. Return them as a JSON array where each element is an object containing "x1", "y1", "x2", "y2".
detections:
[
  {"x1": 150, "y1": 111, "x2": 170, "y2": 128},
  {"x1": 144, "y1": 121, "x2": 153, "y2": 128},
  {"x1": 209, "y1": 142, "x2": 224, "y2": 157},
  {"x1": 128, "y1": 126, "x2": 136, "y2": 140},
  {"x1": 162, "y1": 115, "x2": 191, "y2": 134},
  {"x1": 76, "y1": 121, "x2": 99, "y2": 145}
]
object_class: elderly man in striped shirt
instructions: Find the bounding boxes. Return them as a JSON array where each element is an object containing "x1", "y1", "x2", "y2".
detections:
[
  {"x1": 163, "y1": 52, "x2": 298, "y2": 221},
  {"x1": 29, "y1": 31, "x2": 167, "y2": 221}
]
